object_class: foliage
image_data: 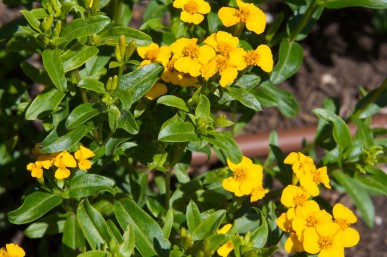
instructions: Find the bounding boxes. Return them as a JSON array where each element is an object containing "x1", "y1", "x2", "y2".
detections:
[{"x1": 0, "y1": 0, "x2": 386, "y2": 256}]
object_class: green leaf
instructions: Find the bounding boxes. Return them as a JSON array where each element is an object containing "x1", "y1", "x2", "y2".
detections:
[
  {"x1": 114, "y1": 198, "x2": 171, "y2": 257},
  {"x1": 96, "y1": 26, "x2": 152, "y2": 46},
  {"x1": 313, "y1": 108, "x2": 352, "y2": 156},
  {"x1": 195, "y1": 95, "x2": 211, "y2": 117},
  {"x1": 24, "y1": 214, "x2": 65, "y2": 239},
  {"x1": 162, "y1": 208, "x2": 174, "y2": 239},
  {"x1": 157, "y1": 95, "x2": 189, "y2": 112},
  {"x1": 20, "y1": 10, "x2": 41, "y2": 32},
  {"x1": 42, "y1": 49, "x2": 67, "y2": 92},
  {"x1": 61, "y1": 15, "x2": 110, "y2": 44},
  {"x1": 192, "y1": 210, "x2": 225, "y2": 240},
  {"x1": 158, "y1": 122, "x2": 198, "y2": 142},
  {"x1": 234, "y1": 74, "x2": 261, "y2": 91},
  {"x1": 78, "y1": 78, "x2": 106, "y2": 94},
  {"x1": 21, "y1": 61, "x2": 51, "y2": 85},
  {"x1": 66, "y1": 103, "x2": 101, "y2": 130},
  {"x1": 118, "y1": 63, "x2": 163, "y2": 104},
  {"x1": 8, "y1": 191, "x2": 63, "y2": 224},
  {"x1": 25, "y1": 88, "x2": 66, "y2": 120},
  {"x1": 63, "y1": 214, "x2": 85, "y2": 257},
  {"x1": 186, "y1": 200, "x2": 201, "y2": 232},
  {"x1": 201, "y1": 133, "x2": 242, "y2": 164},
  {"x1": 68, "y1": 174, "x2": 116, "y2": 198},
  {"x1": 77, "y1": 251, "x2": 107, "y2": 257},
  {"x1": 355, "y1": 168, "x2": 387, "y2": 195},
  {"x1": 62, "y1": 44, "x2": 99, "y2": 72},
  {"x1": 117, "y1": 225, "x2": 135, "y2": 257},
  {"x1": 251, "y1": 208, "x2": 269, "y2": 248},
  {"x1": 77, "y1": 199, "x2": 111, "y2": 250},
  {"x1": 41, "y1": 122, "x2": 96, "y2": 153},
  {"x1": 108, "y1": 105, "x2": 121, "y2": 132},
  {"x1": 322, "y1": 0, "x2": 387, "y2": 9},
  {"x1": 227, "y1": 87, "x2": 262, "y2": 111},
  {"x1": 270, "y1": 39, "x2": 303, "y2": 84},
  {"x1": 117, "y1": 110, "x2": 139, "y2": 134},
  {"x1": 332, "y1": 171, "x2": 375, "y2": 227}
]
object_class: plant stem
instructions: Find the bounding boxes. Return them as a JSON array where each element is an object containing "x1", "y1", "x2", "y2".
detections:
[
  {"x1": 113, "y1": 0, "x2": 123, "y2": 25},
  {"x1": 165, "y1": 168, "x2": 172, "y2": 209},
  {"x1": 289, "y1": 0, "x2": 318, "y2": 41}
]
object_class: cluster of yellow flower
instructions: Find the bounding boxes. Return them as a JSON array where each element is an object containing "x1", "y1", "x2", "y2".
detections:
[
  {"x1": 137, "y1": 0, "x2": 273, "y2": 98},
  {"x1": 277, "y1": 152, "x2": 360, "y2": 257},
  {"x1": 27, "y1": 145, "x2": 95, "y2": 180},
  {"x1": 0, "y1": 243, "x2": 25, "y2": 257},
  {"x1": 222, "y1": 156, "x2": 268, "y2": 202}
]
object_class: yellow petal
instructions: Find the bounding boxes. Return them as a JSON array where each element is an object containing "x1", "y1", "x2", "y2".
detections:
[
  {"x1": 303, "y1": 228, "x2": 320, "y2": 254},
  {"x1": 284, "y1": 152, "x2": 300, "y2": 164},
  {"x1": 218, "y1": 7, "x2": 239, "y2": 27},
  {"x1": 78, "y1": 159, "x2": 92, "y2": 170},
  {"x1": 6, "y1": 243, "x2": 25, "y2": 257},
  {"x1": 217, "y1": 241, "x2": 233, "y2": 257},
  {"x1": 219, "y1": 67, "x2": 238, "y2": 87},
  {"x1": 218, "y1": 224, "x2": 232, "y2": 234},
  {"x1": 180, "y1": 11, "x2": 204, "y2": 24},
  {"x1": 173, "y1": 0, "x2": 188, "y2": 8},
  {"x1": 198, "y1": 0, "x2": 211, "y2": 14},
  {"x1": 198, "y1": 45, "x2": 216, "y2": 65},
  {"x1": 55, "y1": 167, "x2": 71, "y2": 179},
  {"x1": 201, "y1": 57, "x2": 218, "y2": 80},
  {"x1": 285, "y1": 236, "x2": 304, "y2": 253},
  {"x1": 256, "y1": 45, "x2": 273, "y2": 72},
  {"x1": 333, "y1": 203, "x2": 357, "y2": 224},
  {"x1": 340, "y1": 227, "x2": 360, "y2": 247},
  {"x1": 145, "y1": 83, "x2": 168, "y2": 100},
  {"x1": 245, "y1": 8, "x2": 266, "y2": 34}
]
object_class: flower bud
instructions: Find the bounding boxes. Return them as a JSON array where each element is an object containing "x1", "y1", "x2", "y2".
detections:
[
  {"x1": 115, "y1": 45, "x2": 122, "y2": 62},
  {"x1": 124, "y1": 40, "x2": 136, "y2": 61},
  {"x1": 119, "y1": 35, "x2": 127, "y2": 59},
  {"x1": 111, "y1": 75, "x2": 118, "y2": 91},
  {"x1": 106, "y1": 77, "x2": 113, "y2": 91},
  {"x1": 41, "y1": 15, "x2": 53, "y2": 32},
  {"x1": 53, "y1": 20, "x2": 61, "y2": 37}
]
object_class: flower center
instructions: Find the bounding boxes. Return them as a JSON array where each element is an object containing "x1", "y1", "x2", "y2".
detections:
[
  {"x1": 235, "y1": 7, "x2": 250, "y2": 22},
  {"x1": 183, "y1": 1, "x2": 199, "y2": 14},
  {"x1": 335, "y1": 218, "x2": 349, "y2": 230},
  {"x1": 182, "y1": 43, "x2": 200, "y2": 58},
  {"x1": 217, "y1": 42, "x2": 233, "y2": 58},
  {"x1": 216, "y1": 55, "x2": 228, "y2": 71},
  {"x1": 145, "y1": 48, "x2": 159, "y2": 60},
  {"x1": 318, "y1": 236, "x2": 333, "y2": 249},
  {"x1": 293, "y1": 193, "x2": 308, "y2": 206},
  {"x1": 306, "y1": 216, "x2": 317, "y2": 227},
  {"x1": 233, "y1": 167, "x2": 247, "y2": 181},
  {"x1": 244, "y1": 50, "x2": 259, "y2": 66}
]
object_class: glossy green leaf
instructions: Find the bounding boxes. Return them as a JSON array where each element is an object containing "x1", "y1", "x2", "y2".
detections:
[
  {"x1": 24, "y1": 215, "x2": 64, "y2": 239},
  {"x1": 66, "y1": 103, "x2": 101, "y2": 130},
  {"x1": 21, "y1": 61, "x2": 51, "y2": 85},
  {"x1": 20, "y1": 10, "x2": 41, "y2": 32},
  {"x1": 313, "y1": 108, "x2": 352, "y2": 156},
  {"x1": 117, "y1": 110, "x2": 139, "y2": 134},
  {"x1": 61, "y1": 15, "x2": 110, "y2": 43},
  {"x1": 107, "y1": 219, "x2": 123, "y2": 243},
  {"x1": 270, "y1": 39, "x2": 303, "y2": 85},
  {"x1": 227, "y1": 87, "x2": 262, "y2": 111},
  {"x1": 8, "y1": 191, "x2": 63, "y2": 224},
  {"x1": 157, "y1": 95, "x2": 189, "y2": 112},
  {"x1": 68, "y1": 174, "x2": 116, "y2": 198},
  {"x1": 85, "y1": 56, "x2": 110, "y2": 78},
  {"x1": 25, "y1": 88, "x2": 66, "y2": 120},
  {"x1": 108, "y1": 105, "x2": 121, "y2": 133},
  {"x1": 62, "y1": 44, "x2": 99, "y2": 72},
  {"x1": 332, "y1": 171, "x2": 375, "y2": 227},
  {"x1": 114, "y1": 198, "x2": 171, "y2": 257},
  {"x1": 201, "y1": 133, "x2": 242, "y2": 164},
  {"x1": 192, "y1": 210, "x2": 225, "y2": 240},
  {"x1": 118, "y1": 63, "x2": 163, "y2": 104},
  {"x1": 116, "y1": 225, "x2": 135, "y2": 257},
  {"x1": 204, "y1": 234, "x2": 228, "y2": 252},
  {"x1": 158, "y1": 122, "x2": 198, "y2": 142},
  {"x1": 355, "y1": 167, "x2": 387, "y2": 195},
  {"x1": 162, "y1": 208, "x2": 174, "y2": 239},
  {"x1": 41, "y1": 122, "x2": 96, "y2": 153},
  {"x1": 251, "y1": 208, "x2": 269, "y2": 248},
  {"x1": 63, "y1": 214, "x2": 85, "y2": 257},
  {"x1": 78, "y1": 78, "x2": 106, "y2": 94},
  {"x1": 77, "y1": 251, "x2": 107, "y2": 257},
  {"x1": 234, "y1": 74, "x2": 261, "y2": 91},
  {"x1": 322, "y1": 0, "x2": 387, "y2": 9},
  {"x1": 195, "y1": 95, "x2": 211, "y2": 117},
  {"x1": 77, "y1": 199, "x2": 111, "y2": 250},
  {"x1": 96, "y1": 26, "x2": 152, "y2": 46},
  {"x1": 42, "y1": 49, "x2": 67, "y2": 92},
  {"x1": 186, "y1": 200, "x2": 201, "y2": 232}
]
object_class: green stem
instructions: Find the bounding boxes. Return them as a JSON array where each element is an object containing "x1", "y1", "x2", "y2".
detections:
[
  {"x1": 113, "y1": 0, "x2": 123, "y2": 25},
  {"x1": 165, "y1": 168, "x2": 172, "y2": 209},
  {"x1": 232, "y1": 23, "x2": 245, "y2": 38},
  {"x1": 289, "y1": 0, "x2": 318, "y2": 41}
]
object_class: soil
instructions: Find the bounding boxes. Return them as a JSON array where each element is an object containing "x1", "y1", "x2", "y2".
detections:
[{"x1": 0, "y1": 1, "x2": 386, "y2": 257}]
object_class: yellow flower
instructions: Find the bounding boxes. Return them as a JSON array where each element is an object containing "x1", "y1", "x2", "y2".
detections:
[
  {"x1": 250, "y1": 186, "x2": 268, "y2": 202},
  {"x1": 203, "y1": 31, "x2": 240, "y2": 59},
  {"x1": 37, "y1": 153, "x2": 59, "y2": 169},
  {"x1": 26, "y1": 161, "x2": 44, "y2": 178},
  {"x1": 218, "y1": 0, "x2": 266, "y2": 35},
  {"x1": 276, "y1": 208, "x2": 304, "y2": 253},
  {"x1": 53, "y1": 151, "x2": 77, "y2": 179},
  {"x1": 284, "y1": 152, "x2": 315, "y2": 179},
  {"x1": 333, "y1": 203, "x2": 360, "y2": 248},
  {"x1": 244, "y1": 45, "x2": 273, "y2": 72},
  {"x1": 217, "y1": 224, "x2": 233, "y2": 257},
  {"x1": 145, "y1": 83, "x2": 168, "y2": 100},
  {"x1": 161, "y1": 58, "x2": 199, "y2": 87},
  {"x1": 222, "y1": 156, "x2": 263, "y2": 197},
  {"x1": 1, "y1": 243, "x2": 26, "y2": 257},
  {"x1": 173, "y1": 0, "x2": 210, "y2": 24},
  {"x1": 170, "y1": 38, "x2": 215, "y2": 77},
  {"x1": 74, "y1": 146, "x2": 95, "y2": 170},
  {"x1": 137, "y1": 43, "x2": 171, "y2": 67},
  {"x1": 280, "y1": 185, "x2": 310, "y2": 208},
  {"x1": 292, "y1": 200, "x2": 333, "y2": 241},
  {"x1": 303, "y1": 222, "x2": 344, "y2": 257}
]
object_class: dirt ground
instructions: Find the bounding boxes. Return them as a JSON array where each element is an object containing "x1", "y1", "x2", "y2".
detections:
[{"x1": 1, "y1": 1, "x2": 386, "y2": 256}]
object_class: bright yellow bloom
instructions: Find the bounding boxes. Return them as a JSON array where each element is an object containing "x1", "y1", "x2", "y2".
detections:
[
  {"x1": 0, "y1": 243, "x2": 26, "y2": 257},
  {"x1": 292, "y1": 200, "x2": 332, "y2": 241},
  {"x1": 244, "y1": 45, "x2": 273, "y2": 72},
  {"x1": 217, "y1": 224, "x2": 233, "y2": 257},
  {"x1": 250, "y1": 186, "x2": 268, "y2": 202},
  {"x1": 26, "y1": 161, "x2": 44, "y2": 178},
  {"x1": 303, "y1": 222, "x2": 344, "y2": 257},
  {"x1": 170, "y1": 38, "x2": 215, "y2": 77},
  {"x1": 53, "y1": 151, "x2": 77, "y2": 179},
  {"x1": 276, "y1": 208, "x2": 304, "y2": 253},
  {"x1": 203, "y1": 31, "x2": 240, "y2": 59},
  {"x1": 222, "y1": 156, "x2": 264, "y2": 197},
  {"x1": 218, "y1": 0, "x2": 266, "y2": 34},
  {"x1": 173, "y1": 0, "x2": 210, "y2": 24},
  {"x1": 145, "y1": 83, "x2": 168, "y2": 100},
  {"x1": 37, "y1": 153, "x2": 58, "y2": 169},
  {"x1": 161, "y1": 58, "x2": 199, "y2": 87},
  {"x1": 281, "y1": 185, "x2": 310, "y2": 208},
  {"x1": 137, "y1": 43, "x2": 171, "y2": 67},
  {"x1": 333, "y1": 203, "x2": 360, "y2": 248},
  {"x1": 74, "y1": 146, "x2": 95, "y2": 170}
]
